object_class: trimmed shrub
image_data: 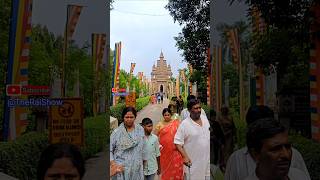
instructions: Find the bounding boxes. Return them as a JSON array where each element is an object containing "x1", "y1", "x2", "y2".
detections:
[
  {"x1": 289, "y1": 134, "x2": 320, "y2": 180},
  {"x1": 110, "y1": 96, "x2": 150, "y2": 124},
  {"x1": 81, "y1": 114, "x2": 107, "y2": 159},
  {"x1": 0, "y1": 132, "x2": 48, "y2": 179},
  {"x1": 136, "y1": 96, "x2": 151, "y2": 111},
  {"x1": 0, "y1": 114, "x2": 106, "y2": 180},
  {"x1": 110, "y1": 103, "x2": 126, "y2": 122}
]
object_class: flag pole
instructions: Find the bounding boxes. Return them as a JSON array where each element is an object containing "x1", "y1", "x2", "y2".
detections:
[
  {"x1": 61, "y1": 5, "x2": 69, "y2": 97},
  {"x1": 239, "y1": 39, "x2": 244, "y2": 121}
]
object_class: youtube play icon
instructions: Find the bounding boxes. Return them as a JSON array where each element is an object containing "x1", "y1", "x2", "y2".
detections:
[{"x1": 6, "y1": 85, "x2": 21, "y2": 96}]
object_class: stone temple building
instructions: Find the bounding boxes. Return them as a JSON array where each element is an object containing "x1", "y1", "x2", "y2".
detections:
[{"x1": 151, "y1": 51, "x2": 174, "y2": 96}]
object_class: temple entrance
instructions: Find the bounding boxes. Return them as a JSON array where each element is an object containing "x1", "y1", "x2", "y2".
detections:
[{"x1": 160, "y1": 85, "x2": 163, "y2": 93}]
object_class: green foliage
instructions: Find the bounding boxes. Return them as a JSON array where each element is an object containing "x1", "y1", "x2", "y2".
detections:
[
  {"x1": 110, "y1": 97, "x2": 150, "y2": 124},
  {"x1": 0, "y1": 0, "x2": 11, "y2": 133},
  {"x1": 0, "y1": 114, "x2": 106, "y2": 179},
  {"x1": 166, "y1": 0, "x2": 210, "y2": 71},
  {"x1": 82, "y1": 114, "x2": 107, "y2": 159},
  {"x1": 136, "y1": 96, "x2": 151, "y2": 112},
  {"x1": 0, "y1": 132, "x2": 49, "y2": 179},
  {"x1": 118, "y1": 69, "x2": 148, "y2": 98},
  {"x1": 110, "y1": 103, "x2": 126, "y2": 122},
  {"x1": 223, "y1": 63, "x2": 239, "y2": 98},
  {"x1": 289, "y1": 134, "x2": 320, "y2": 180}
]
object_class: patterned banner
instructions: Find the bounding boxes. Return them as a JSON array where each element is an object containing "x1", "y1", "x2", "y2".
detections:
[
  {"x1": 176, "y1": 73, "x2": 180, "y2": 97},
  {"x1": 66, "y1": 5, "x2": 83, "y2": 40},
  {"x1": 3, "y1": 0, "x2": 33, "y2": 140},
  {"x1": 111, "y1": 42, "x2": 122, "y2": 105},
  {"x1": 215, "y1": 47, "x2": 223, "y2": 112},
  {"x1": 256, "y1": 69, "x2": 265, "y2": 105},
  {"x1": 188, "y1": 64, "x2": 193, "y2": 95},
  {"x1": 310, "y1": 2, "x2": 320, "y2": 142},
  {"x1": 207, "y1": 48, "x2": 211, "y2": 105},
  {"x1": 92, "y1": 34, "x2": 106, "y2": 115},
  {"x1": 226, "y1": 28, "x2": 240, "y2": 70},
  {"x1": 130, "y1": 63, "x2": 136, "y2": 76},
  {"x1": 251, "y1": 6, "x2": 266, "y2": 106}
]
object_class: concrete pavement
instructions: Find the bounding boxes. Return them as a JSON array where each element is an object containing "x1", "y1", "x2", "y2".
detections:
[{"x1": 83, "y1": 99, "x2": 169, "y2": 180}]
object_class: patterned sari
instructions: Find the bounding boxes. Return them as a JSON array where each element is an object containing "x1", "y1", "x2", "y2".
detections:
[{"x1": 158, "y1": 120, "x2": 183, "y2": 180}]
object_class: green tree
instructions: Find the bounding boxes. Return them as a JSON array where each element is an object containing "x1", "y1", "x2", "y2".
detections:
[
  {"x1": 166, "y1": 0, "x2": 210, "y2": 71},
  {"x1": 229, "y1": 0, "x2": 311, "y2": 91},
  {"x1": 0, "y1": 0, "x2": 11, "y2": 132}
]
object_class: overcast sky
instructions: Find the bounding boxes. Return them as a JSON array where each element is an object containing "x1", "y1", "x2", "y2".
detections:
[
  {"x1": 110, "y1": 0, "x2": 187, "y2": 79},
  {"x1": 31, "y1": 0, "x2": 248, "y2": 79}
]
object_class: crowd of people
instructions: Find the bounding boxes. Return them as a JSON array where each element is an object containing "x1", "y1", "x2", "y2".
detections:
[
  {"x1": 109, "y1": 94, "x2": 311, "y2": 180},
  {"x1": 110, "y1": 95, "x2": 211, "y2": 180},
  {"x1": 35, "y1": 95, "x2": 311, "y2": 180}
]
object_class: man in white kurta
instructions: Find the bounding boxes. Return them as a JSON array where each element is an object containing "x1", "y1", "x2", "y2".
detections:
[
  {"x1": 180, "y1": 107, "x2": 207, "y2": 121},
  {"x1": 174, "y1": 99, "x2": 210, "y2": 180}
]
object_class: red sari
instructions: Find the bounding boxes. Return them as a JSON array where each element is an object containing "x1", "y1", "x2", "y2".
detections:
[{"x1": 158, "y1": 120, "x2": 184, "y2": 180}]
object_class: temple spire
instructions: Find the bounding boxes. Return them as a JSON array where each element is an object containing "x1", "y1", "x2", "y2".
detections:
[{"x1": 160, "y1": 50, "x2": 164, "y2": 59}]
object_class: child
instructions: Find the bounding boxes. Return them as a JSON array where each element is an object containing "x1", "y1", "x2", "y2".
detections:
[{"x1": 141, "y1": 118, "x2": 161, "y2": 180}]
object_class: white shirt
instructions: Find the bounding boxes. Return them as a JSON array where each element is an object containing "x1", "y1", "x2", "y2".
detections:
[
  {"x1": 180, "y1": 108, "x2": 207, "y2": 121},
  {"x1": 174, "y1": 114, "x2": 210, "y2": 180},
  {"x1": 224, "y1": 147, "x2": 311, "y2": 180},
  {"x1": 244, "y1": 167, "x2": 309, "y2": 180}
]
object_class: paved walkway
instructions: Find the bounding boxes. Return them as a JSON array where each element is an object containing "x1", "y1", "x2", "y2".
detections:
[
  {"x1": 135, "y1": 98, "x2": 169, "y2": 180},
  {"x1": 136, "y1": 98, "x2": 170, "y2": 128},
  {"x1": 83, "y1": 151, "x2": 108, "y2": 180},
  {"x1": 83, "y1": 99, "x2": 169, "y2": 180}
]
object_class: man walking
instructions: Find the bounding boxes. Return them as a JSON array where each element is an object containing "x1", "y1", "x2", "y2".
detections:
[{"x1": 174, "y1": 98, "x2": 210, "y2": 180}]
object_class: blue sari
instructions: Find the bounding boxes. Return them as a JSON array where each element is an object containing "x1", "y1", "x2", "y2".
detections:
[{"x1": 110, "y1": 123, "x2": 145, "y2": 180}]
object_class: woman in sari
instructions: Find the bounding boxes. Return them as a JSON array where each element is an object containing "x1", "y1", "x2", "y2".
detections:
[
  {"x1": 155, "y1": 108, "x2": 183, "y2": 180},
  {"x1": 110, "y1": 107, "x2": 146, "y2": 180}
]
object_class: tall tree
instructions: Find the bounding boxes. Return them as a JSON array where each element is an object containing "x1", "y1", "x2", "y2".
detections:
[
  {"x1": 0, "y1": 0, "x2": 11, "y2": 132},
  {"x1": 166, "y1": 0, "x2": 210, "y2": 72},
  {"x1": 229, "y1": 0, "x2": 312, "y2": 90}
]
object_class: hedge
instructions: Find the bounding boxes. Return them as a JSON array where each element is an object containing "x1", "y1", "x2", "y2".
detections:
[
  {"x1": 110, "y1": 96, "x2": 150, "y2": 124},
  {"x1": 0, "y1": 114, "x2": 106, "y2": 180}
]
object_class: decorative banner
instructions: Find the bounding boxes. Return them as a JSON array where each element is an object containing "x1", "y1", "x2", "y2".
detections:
[
  {"x1": 92, "y1": 34, "x2": 106, "y2": 116},
  {"x1": 61, "y1": 4, "x2": 83, "y2": 96},
  {"x1": 226, "y1": 28, "x2": 240, "y2": 70},
  {"x1": 3, "y1": 0, "x2": 33, "y2": 140},
  {"x1": 207, "y1": 48, "x2": 211, "y2": 105},
  {"x1": 111, "y1": 42, "x2": 122, "y2": 105},
  {"x1": 188, "y1": 64, "x2": 193, "y2": 95},
  {"x1": 176, "y1": 73, "x2": 180, "y2": 97},
  {"x1": 215, "y1": 47, "x2": 223, "y2": 112},
  {"x1": 130, "y1": 63, "x2": 136, "y2": 76},
  {"x1": 251, "y1": 6, "x2": 266, "y2": 106},
  {"x1": 126, "y1": 92, "x2": 136, "y2": 108},
  {"x1": 49, "y1": 98, "x2": 84, "y2": 146},
  {"x1": 310, "y1": 2, "x2": 320, "y2": 142},
  {"x1": 66, "y1": 5, "x2": 83, "y2": 40},
  {"x1": 256, "y1": 69, "x2": 265, "y2": 105},
  {"x1": 250, "y1": 6, "x2": 266, "y2": 37}
]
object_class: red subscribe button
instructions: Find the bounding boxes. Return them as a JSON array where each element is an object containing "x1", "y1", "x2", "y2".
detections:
[{"x1": 6, "y1": 85, "x2": 50, "y2": 96}]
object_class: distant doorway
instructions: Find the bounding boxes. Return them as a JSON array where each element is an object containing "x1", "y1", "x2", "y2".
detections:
[{"x1": 160, "y1": 85, "x2": 163, "y2": 93}]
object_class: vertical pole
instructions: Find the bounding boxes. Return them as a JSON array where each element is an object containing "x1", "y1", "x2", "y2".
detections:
[
  {"x1": 62, "y1": 5, "x2": 69, "y2": 97},
  {"x1": 239, "y1": 47, "x2": 244, "y2": 121}
]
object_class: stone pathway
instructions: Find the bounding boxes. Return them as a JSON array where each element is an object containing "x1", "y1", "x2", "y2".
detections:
[
  {"x1": 83, "y1": 99, "x2": 169, "y2": 180},
  {"x1": 135, "y1": 98, "x2": 169, "y2": 180}
]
